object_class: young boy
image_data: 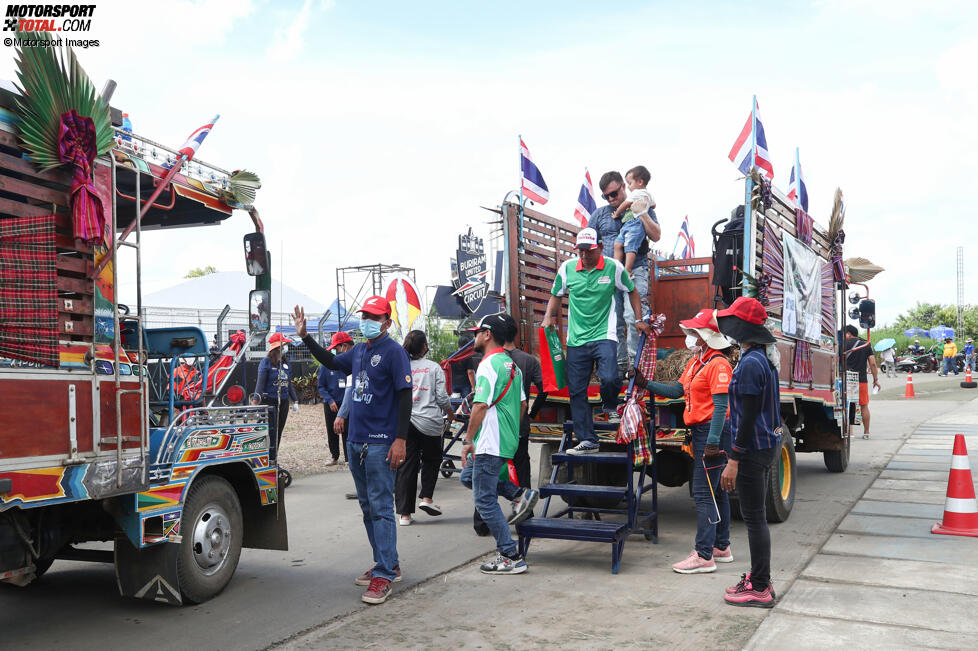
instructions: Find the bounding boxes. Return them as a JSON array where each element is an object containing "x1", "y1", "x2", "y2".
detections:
[{"x1": 613, "y1": 165, "x2": 656, "y2": 272}]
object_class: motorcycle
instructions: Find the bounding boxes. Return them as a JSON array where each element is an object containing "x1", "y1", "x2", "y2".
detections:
[{"x1": 895, "y1": 352, "x2": 937, "y2": 374}]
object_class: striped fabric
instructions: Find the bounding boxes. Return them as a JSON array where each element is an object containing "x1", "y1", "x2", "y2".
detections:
[
  {"x1": 791, "y1": 207, "x2": 816, "y2": 383},
  {"x1": 618, "y1": 314, "x2": 666, "y2": 466},
  {"x1": 0, "y1": 215, "x2": 59, "y2": 366}
]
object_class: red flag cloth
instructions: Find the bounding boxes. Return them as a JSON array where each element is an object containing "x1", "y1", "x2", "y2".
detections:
[
  {"x1": 58, "y1": 110, "x2": 106, "y2": 246},
  {"x1": 0, "y1": 215, "x2": 59, "y2": 366},
  {"x1": 537, "y1": 326, "x2": 567, "y2": 392},
  {"x1": 439, "y1": 340, "x2": 475, "y2": 393}
]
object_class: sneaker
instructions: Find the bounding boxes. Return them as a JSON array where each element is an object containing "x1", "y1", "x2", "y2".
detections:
[
  {"x1": 355, "y1": 565, "x2": 402, "y2": 586},
  {"x1": 724, "y1": 583, "x2": 775, "y2": 608},
  {"x1": 567, "y1": 440, "x2": 601, "y2": 455},
  {"x1": 480, "y1": 553, "x2": 528, "y2": 575},
  {"x1": 672, "y1": 550, "x2": 717, "y2": 574},
  {"x1": 862, "y1": 433, "x2": 870, "y2": 440},
  {"x1": 713, "y1": 547, "x2": 734, "y2": 563},
  {"x1": 508, "y1": 489, "x2": 540, "y2": 525},
  {"x1": 418, "y1": 502, "x2": 442, "y2": 516},
  {"x1": 361, "y1": 577, "x2": 392, "y2": 604},
  {"x1": 398, "y1": 515, "x2": 413, "y2": 526},
  {"x1": 605, "y1": 411, "x2": 621, "y2": 425},
  {"x1": 725, "y1": 573, "x2": 776, "y2": 598}
]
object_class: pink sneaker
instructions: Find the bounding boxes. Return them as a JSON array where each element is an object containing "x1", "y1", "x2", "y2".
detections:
[
  {"x1": 672, "y1": 550, "x2": 717, "y2": 574},
  {"x1": 713, "y1": 546, "x2": 734, "y2": 563},
  {"x1": 726, "y1": 573, "x2": 776, "y2": 598},
  {"x1": 724, "y1": 583, "x2": 774, "y2": 608}
]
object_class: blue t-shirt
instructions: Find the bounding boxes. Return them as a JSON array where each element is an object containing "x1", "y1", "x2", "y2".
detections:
[
  {"x1": 729, "y1": 346, "x2": 781, "y2": 452},
  {"x1": 587, "y1": 205, "x2": 658, "y2": 269},
  {"x1": 317, "y1": 366, "x2": 347, "y2": 406},
  {"x1": 332, "y1": 334, "x2": 412, "y2": 444},
  {"x1": 255, "y1": 356, "x2": 297, "y2": 402}
]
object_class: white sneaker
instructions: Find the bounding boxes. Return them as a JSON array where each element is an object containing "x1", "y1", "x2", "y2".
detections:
[
  {"x1": 567, "y1": 440, "x2": 600, "y2": 455},
  {"x1": 398, "y1": 515, "x2": 412, "y2": 526},
  {"x1": 418, "y1": 502, "x2": 442, "y2": 516}
]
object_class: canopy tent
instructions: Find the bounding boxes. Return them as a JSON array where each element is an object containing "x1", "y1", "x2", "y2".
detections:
[
  {"x1": 929, "y1": 325, "x2": 955, "y2": 341},
  {"x1": 144, "y1": 271, "x2": 327, "y2": 313},
  {"x1": 903, "y1": 327, "x2": 928, "y2": 338}
]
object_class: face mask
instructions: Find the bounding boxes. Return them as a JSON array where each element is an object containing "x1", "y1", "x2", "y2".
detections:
[
  {"x1": 360, "y1": 318, "x2": 383, "y2": 339},
  {"x1": 685, "y1": 335, "x2": 701, "y2": 352}
]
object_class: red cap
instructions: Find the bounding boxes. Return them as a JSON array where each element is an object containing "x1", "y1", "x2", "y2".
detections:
[
  {"x1": 716, "y1": 297, "x2": 767, "y2": 325},
  {"x1": 359, "y1": 295, "x2": 390, "y2": 317},
  {"x1": 267, "y1": 332, "x2": 289, "y2": 350},
  {"x1": 327, "y1": 331, "x2": 354, "y2": 350},
  {"x1": 679, "y1": 309, "x2": 720, "y2": 333}
]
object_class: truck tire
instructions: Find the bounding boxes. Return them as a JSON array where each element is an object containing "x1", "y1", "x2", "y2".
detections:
[
  {"x1": 823, "y1": 432, "x2": 851, "y2": 473},
  {"x1": 177, "y1": 475, "x2": 243, "y2": 604},
  {"x1": 765, "y1": 433, "x2": 796, "y2": 523}
]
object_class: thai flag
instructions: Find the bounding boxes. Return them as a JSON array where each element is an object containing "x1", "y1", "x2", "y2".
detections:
[
  {"x1": 786, "y1": 152, "x2": 809, "y2": 213},
  {"x1": 727, "y1": 97, "x2": 774, "y2": 180},
  {"x1": 678, "y1": 216, "x2": 695, "y2": 258},
  {"x1": 520, "y1": 138, "x2": 549, "y2": 204},
  {"x1": 178, "y1": 115, "x2": 219, "y2": 161},
  {"x1": 573, "y1": 168, "x2": 596, "y2": 227}
]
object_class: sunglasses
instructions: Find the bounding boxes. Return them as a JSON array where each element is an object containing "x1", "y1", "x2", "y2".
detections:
[{"x1": 601, "y1": 186, "x2": 622, "y2": 201}]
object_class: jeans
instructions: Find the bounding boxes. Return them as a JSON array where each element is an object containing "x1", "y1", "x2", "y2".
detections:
[
  {"x1": 943, "y1": 357, "x2": 958, "y2": 375},
  {"x1": 691, "y1": 422, "x2": 732, "y2": 559},
  {"x1": 967, "y1": 353, "x2": 974, "y2": 371},
  {"x1": 471, "y1": 454, "x2": 519, "y2": 557},
  {"x1": 624, "y1": 264, "x2": 651, "y2": 365},
  {"x1": 735, "y1": 444, "x2": 780, "y2": 591},
  {"x1": 566, "y1": 340, "x2": 620, "y2": 443},
  {"x1": 395, "y1": 424, "x2": 443, "y2": 515},
  {"x1": 615, "y1": 217, "x2": 646, "y2": 254},
  {"x1": 347, "y1": 441, "x2": 399, "y2": 581}
]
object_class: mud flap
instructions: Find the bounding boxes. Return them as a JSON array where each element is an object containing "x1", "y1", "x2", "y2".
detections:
[
  {"x1": 243, "y1": 477, "x2": 288, "y2": 551},
  {"x1": 114, "y1": 537, "x2": 182, "y2": 606}
]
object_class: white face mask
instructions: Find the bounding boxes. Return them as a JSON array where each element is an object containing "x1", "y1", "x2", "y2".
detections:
[{"x1": 685, "y1": 335, "x2": 701, "y2": 352}]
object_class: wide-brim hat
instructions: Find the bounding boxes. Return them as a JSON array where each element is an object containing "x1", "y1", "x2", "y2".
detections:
[
  {"x1": 679, "y1": 309, "x2": 732, "y2": 350},
  {"x1": 267, "y1": 332, "x2": 288, "y2": 350},
  {"x1": 716, "y1": 297, "x2": 775, "y2": 345}
]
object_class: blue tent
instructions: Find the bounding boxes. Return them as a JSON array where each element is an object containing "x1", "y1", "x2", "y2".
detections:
[
  {"x1": 929, "y1": 325, "x2": 955, "y2": 340},
  {"x1": 903, "y1": 327, "x2": 928, "y2": 337}
]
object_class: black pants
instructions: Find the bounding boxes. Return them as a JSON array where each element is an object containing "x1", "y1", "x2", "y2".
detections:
[
  {"x1": 395, "y1": 424, "x2": 443, "y2": 515},
  {"x1": 473, "y1": 433, "x2": 531, "y2": 532},
  {"x1": 264, "y1": 397, "x2": 290, "y2": 450},
  {"x1": 322, "y1": 403, "x2": 347, "y2": 461},
  {"x1": 735, "y1": 445, "x2": 780, "y2": 591}
]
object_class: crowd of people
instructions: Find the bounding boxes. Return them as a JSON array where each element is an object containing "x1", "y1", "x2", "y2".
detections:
[{"x1": 275, "y1": 168, "x2": 785, "y2": 609}]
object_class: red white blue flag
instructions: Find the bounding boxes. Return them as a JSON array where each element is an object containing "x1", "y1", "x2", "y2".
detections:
[
  {"x1": 178, "y1": 115, "x2": 219, "y2": 161},
  {"x1": 573, "y1": 168, "x2": 596, "y2": 227},
  {"x1": 520, "y1": 138, "x2": 549, "y2": 204},
  {"x1": 727, "y1": 97, "x2": 774, "y2": 180},
  {"x1": 787, "y1": 152, "x2": 809, "y2": 213},
  {"x1": 678, "y1": 216, "x2": 695, "y2": 258}
]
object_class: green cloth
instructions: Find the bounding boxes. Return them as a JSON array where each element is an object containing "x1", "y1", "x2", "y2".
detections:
[
  {"x1": 551, "y1": 255, "x2": 635, "y2": 347},
  {"x1": 472, "y1": 350, "x2": 524, "y2": 459}
]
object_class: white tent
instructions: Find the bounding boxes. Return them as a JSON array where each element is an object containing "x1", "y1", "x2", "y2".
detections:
[{"x1": 143, "y1": 271, "x2": 327, "y2": 313}]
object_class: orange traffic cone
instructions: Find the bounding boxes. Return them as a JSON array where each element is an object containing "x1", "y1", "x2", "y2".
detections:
[
  {"x1": 932, "y1": 434, "x2": 978, "y2": 537},
  {"x1": 903, "y1": 372, "x2": 916, "y2": 399},
  {"x1": 961, "y1": 367, "x2": 976, "y2": 389}
]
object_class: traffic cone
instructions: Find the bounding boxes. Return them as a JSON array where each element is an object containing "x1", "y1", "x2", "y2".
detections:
[
  {"x1": 932, "y1": 434, "x2": 978, "y2": 537},
  {"x1": 903, "y1": 372, "x2": 916, "y2": 399},
  {"x1": 961, "y1": 367, "x2": 976, "y2": 389}
]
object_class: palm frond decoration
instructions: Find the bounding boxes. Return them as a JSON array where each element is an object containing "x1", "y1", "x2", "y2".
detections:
[
  {"x1": 223, "y1": 169, "x2": 262, "y2": 206},
  {"x1": 828, "y1": 188, "x2": 845, "y2": 241},
  {"x1": 13, "y1": 31, "x2": 113, "y2": 171}
]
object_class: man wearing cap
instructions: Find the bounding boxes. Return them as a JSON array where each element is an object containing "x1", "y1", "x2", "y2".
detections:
[
  {"x1": 293, "y1": 297, "x2": 412, "y2": 605},
  {"x1": 541, "y1": 227, "x2": 652, "y2": 455},
  {"x1": 715, "y1": 297, "x2": 781, "y2": 608},
  {"x1": 588, "y1": 170, "x2": 661, "y2": 371},
  {"x1": 318, "y1": 332, "x2": 355, "y2": 465},
  {"x1": 461, "y1": 313, "x2": 535, "y2": 574}
]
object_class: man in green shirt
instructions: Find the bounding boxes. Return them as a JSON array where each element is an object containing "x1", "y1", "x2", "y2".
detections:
[
  {"x1": 461, "y1": 313, "x2": 533, "y2": 575},
  {"x1": 541, "y1": 227, "x2": 651, "y2": 454}
]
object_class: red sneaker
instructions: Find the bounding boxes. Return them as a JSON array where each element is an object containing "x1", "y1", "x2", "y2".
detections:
[
  {"x1": 726, "y1": 573, "x2": 776, "y2": 598},
  {"x1": 724, "y1": 582, "x2": 775, "y2": 608},
  {"x1": 361, "y1": 577, "x2": 392, "y2": 605},
  {"x1": 355, "y1": 565, "x2": 401, "y2": 586}
]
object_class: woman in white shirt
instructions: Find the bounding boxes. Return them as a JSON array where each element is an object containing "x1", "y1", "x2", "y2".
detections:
[{"x1": 395, "y1": 330, "x2": 455, "y2": 525}]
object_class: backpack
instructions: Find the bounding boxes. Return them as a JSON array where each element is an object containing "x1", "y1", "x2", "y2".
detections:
[{"x1": 711, "y1": 206, "x2": 745, "y2": 308}]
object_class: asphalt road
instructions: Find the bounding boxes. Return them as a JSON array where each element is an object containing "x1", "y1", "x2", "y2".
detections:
[{"x1": 2, "y1": 375, "x2": 971, "y2": 649}]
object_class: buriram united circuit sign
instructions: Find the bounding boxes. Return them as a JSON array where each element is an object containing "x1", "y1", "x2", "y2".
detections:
[{"x1": 453, "y1": 227, "x2": 488, "y2": 313}]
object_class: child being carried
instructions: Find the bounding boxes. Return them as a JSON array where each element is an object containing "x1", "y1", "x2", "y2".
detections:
[{"x1": 612, "y1": 165, "x2": 655, "y2": 273}]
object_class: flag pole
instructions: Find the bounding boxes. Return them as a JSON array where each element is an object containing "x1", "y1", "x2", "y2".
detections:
[
  {"x1": 518, "y1": 134, "x2": 524, "y2": 251},
  {"x1": 794, "y1": 146, "x2": 801, "y2": 209},
  {"x1": 741, "y1": 95, "x2": 757, "y2": 296}
]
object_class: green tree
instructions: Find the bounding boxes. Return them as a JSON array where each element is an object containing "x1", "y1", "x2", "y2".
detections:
[{"x1": 185, "y1": 265, "x2": 218, "y2": 279}]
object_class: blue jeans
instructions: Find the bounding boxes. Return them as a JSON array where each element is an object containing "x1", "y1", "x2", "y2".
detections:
[
  {"x1": 943, "y1": 357, "x2": 958, "y2": 375},
  {"x1": 566, "y1": 340, "x2": 620, "y2": 443},
  {"x1": 460, "y1": 457, "x2": 521, "y2": 499},
  {"x1": 615, "y1": 217, "x2": 646, "y2": 254},
  {"x1": 690, "y1": 422, "x2": 732, "y2": 559},
  {"x1": 347, "y1": 441, "x2": 398, "y2": 581},
  {"x1": 471, "y1": 454, "x2": 519, "y2": 556},
  {"x1": 616, "y1": 264, "x2": 650, "y2": 368}
]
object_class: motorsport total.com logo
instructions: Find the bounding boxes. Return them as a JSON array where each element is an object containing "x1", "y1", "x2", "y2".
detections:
[{"x1": 3, "y1": 4, "x2": 98, "y2": 48}]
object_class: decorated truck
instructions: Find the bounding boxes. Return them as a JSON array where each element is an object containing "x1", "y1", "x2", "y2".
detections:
[
  {"x1": 502, "y1": 171, "x2": 867, "y2": 522},
  {"x1": 0, "y1": 40, "x2": 284, "y2": 604}
]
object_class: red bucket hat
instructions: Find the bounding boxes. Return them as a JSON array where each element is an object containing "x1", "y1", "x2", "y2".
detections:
[
  {"x1": 679, "y1": 309, "x2": 731, "y2": 350},
  {"x1": 327, "y1": 331, "x2": 354, "y2": 351},
  {"x1": 360, "y1": 295, "x2": 391, "y2": 317},
  {"x1": 267, "y1": 332, "x2": 289, "y2": 350}
]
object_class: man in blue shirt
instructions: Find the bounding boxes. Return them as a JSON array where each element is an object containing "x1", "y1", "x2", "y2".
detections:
[
  {"x1": 295, "y1": 296, "x2": 412, "y2": 606},
  {"x1": 588, "y1": 170, "x2": 661, "y2": 371},
  {"x1": 318, "y1": 331, "x2": 355, "y2": 464}
]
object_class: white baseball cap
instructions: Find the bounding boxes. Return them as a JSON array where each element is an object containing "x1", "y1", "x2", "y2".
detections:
[{"x1": 575, "y1": 227, "x2": 600, "y2": 250}]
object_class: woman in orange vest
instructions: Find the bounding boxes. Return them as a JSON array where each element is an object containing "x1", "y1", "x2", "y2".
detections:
[{"x1": 635, "y1": 309, "x2": 735, "y2": 574}]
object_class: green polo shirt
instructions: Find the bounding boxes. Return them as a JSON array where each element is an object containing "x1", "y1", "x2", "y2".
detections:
[
  {"x1": 472, "y1": 349, "x2": 525, "y2": 459},
  {"x1": 551, "y1": 255, "x2": 634, "y2": 347}
]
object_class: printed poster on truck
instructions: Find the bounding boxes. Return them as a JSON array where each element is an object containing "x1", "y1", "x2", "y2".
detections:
[
  {"x1": 781, "y1": 235, "x2": 822, "y2": 344},
  {"x1": 452, "y1": 227, "x2": 488, "y2": 313}
]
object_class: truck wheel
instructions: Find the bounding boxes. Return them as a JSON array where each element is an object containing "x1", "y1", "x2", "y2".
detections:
[
  {"x1": 765, "y1": 433, "x2": 796, "y2": 523},
  {"x1": 823, "y1": 432, "x2": 851, "y2": 473},
  {"x1": 177, "y1": 476, "x2": 243, "y2": 604}
]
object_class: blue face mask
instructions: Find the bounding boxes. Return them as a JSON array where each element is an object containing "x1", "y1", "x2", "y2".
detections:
[{"x1": 360, "y1": 318, "x2": 383, "y2": 339}]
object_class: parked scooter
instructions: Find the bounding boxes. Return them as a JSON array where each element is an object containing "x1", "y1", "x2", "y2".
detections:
[{"x1": 895, "y1": 352, "x2": 937, "y2": 374}]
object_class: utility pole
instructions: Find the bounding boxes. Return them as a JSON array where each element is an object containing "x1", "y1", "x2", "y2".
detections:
[{"x1": 957, "y1": 246, "x2": 964, "y2": 337}]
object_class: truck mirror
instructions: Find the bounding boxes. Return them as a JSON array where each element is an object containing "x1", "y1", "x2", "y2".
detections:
[
  {"x1": 249, "y1": 289, "x2": 271, "y2": 334},
  {"x1": 858, "y1": 298, "x2": 876, "y2": 329},
  {"x1": 244, "y1": 232, "x2": 267, "y2": 277}
]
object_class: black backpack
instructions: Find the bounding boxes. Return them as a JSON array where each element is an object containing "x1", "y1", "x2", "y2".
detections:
[{"x1": 712, "y1": 206, "x2": 745, "y2": 308}]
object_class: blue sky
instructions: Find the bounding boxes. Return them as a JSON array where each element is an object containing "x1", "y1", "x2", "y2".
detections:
[{"x1": 2, "y1": 0, "x2": 975, "y2": 326}]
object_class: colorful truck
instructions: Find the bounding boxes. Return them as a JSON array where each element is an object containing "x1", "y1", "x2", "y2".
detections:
[
  {"x1": 0, "y1": 48, "x2": 285, "y2": 604},
  {"x1": 503, "y1": 175, "x2": 862, "y2": 522}
]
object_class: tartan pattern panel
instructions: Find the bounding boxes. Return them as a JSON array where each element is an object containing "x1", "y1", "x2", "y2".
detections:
[{"x1": 0, "y1": 215, "x2": 60, "y2": 366}]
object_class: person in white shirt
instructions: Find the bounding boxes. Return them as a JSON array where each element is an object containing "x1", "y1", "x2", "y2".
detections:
[{"x1": 612, "y1": 165, "x2": 656, "y2": 273}]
